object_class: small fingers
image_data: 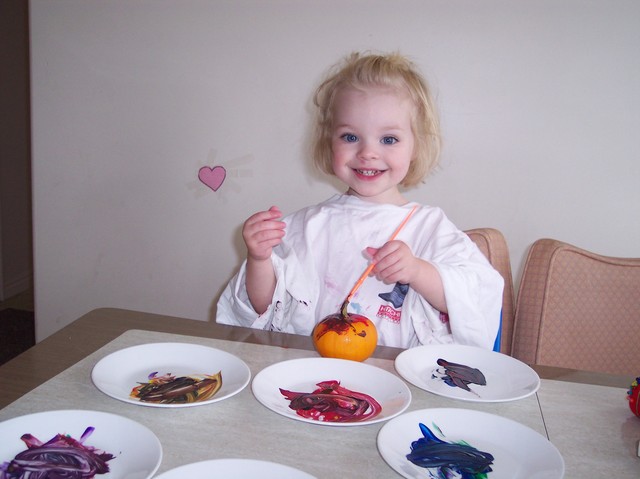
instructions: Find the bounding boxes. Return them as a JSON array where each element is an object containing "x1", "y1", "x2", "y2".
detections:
[
  {"x1": 245, "y1": 206, "x2": 283, "y2": 226},
  {"x1": 368, "y1": 241, "x2": 414, "y2": 283},
  {"x1": 243, "y1": 206, "x2": 286, "y2": 260}
]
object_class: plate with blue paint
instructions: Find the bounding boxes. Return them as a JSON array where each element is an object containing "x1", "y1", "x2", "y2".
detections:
[
  {"x1": 394, "y1": 344, "x2": 540, "y2": 402},
  {"x1": 377, "y1": 408, "x2": 564, "y2": 479}
]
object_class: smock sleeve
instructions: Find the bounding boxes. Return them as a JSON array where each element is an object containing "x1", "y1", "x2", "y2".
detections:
[
  {"x1": 407, "y1": 219, "x2": 504, "y2": 350},
  {"x1": 216, "y1": 245, "x2": 318, "y2": 335}
]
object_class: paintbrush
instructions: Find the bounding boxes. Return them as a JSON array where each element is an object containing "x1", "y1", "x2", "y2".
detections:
[{"x1": 340, "y1": 205, "x2": 418, "y2": 317}]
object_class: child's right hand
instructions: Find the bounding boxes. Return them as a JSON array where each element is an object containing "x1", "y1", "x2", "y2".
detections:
[{"x1": 242, "y1": 206, "x2": 286, "y2": 261}]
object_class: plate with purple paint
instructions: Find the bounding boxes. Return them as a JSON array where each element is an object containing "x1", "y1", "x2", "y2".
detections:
[
  {"x1": 0, "y1": 409, "x2": 162, "y2": 478},
  {"x1": 394, "y1": 344, "x2": 540, "y2": 402},
  {"x1": 377, "y1": 408, "x2": 564, "y2": 479}
]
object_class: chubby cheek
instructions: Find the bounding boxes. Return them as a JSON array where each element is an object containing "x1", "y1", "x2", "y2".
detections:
[
  {"x1": 400, "y1": 159, "x2": 413, "y2": 179},
  {"x1": 395, "y1": 149, "x2": 415, "y2": 180},
  {"x1": 330, "y1": 158, "x2": 347, "y2": 179},
  {"x1": 330, "y1": 145, "x2": 351, "y2": 172}
]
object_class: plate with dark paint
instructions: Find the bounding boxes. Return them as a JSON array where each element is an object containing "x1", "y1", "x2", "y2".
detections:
[
  {"x1": 394, "y1": 344, "x2": 540, "y2": 402},
  {"x1": 377, "y1": 408, "x2": 564, "y2": 479}
]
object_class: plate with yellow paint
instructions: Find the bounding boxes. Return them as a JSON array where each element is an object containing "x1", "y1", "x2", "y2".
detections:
[{"x1": 91, "y1": 342, "x2": 250, "y2": 407}]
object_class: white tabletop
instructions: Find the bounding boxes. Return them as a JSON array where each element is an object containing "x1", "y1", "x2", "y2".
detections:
[{"x1": 0, "y1": 329, "x2": 638, "y2": 478}]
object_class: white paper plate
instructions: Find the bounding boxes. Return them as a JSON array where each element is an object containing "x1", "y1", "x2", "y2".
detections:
[
  {"x1": 154, "y1": 458, "x2": 316, "y2": 478},
  {"x1": 251, "y1": 357, "x2": 411, "y2": 426},
  {"x1": 395, "y1": 344, "x2": 540, "y2": 402},
  {"x1": 378, "y1": 408, "x2": 564, "y2": 479},
  {"x1": 0, "y1": 409, "x2": 162, "y2": 479},
  {"x1": 92, "y1": 342, "x2": 251, "y2": 407}
]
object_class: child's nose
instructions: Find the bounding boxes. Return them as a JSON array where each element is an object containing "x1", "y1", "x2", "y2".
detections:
[{"x1": 358, "y1": 140, "x2": 380, "y2": 160}]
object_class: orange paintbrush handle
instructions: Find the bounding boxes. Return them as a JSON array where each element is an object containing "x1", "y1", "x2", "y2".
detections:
[
  {"x1": 345, "y1": 263, "x2": 376, "y2": 304},
  {"x1": 344, "y1": 205, "x2": 418, "y2": 303}
]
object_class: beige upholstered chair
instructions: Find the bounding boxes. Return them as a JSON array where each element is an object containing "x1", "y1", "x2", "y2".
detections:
[
  {"x1": 511, "y1": 238, "x2": 640, "y2": 376},
  {"x1": 464, "y1": 228, "x2": 515, "y2": 355}
]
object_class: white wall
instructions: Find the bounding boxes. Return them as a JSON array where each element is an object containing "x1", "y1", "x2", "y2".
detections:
[{"x1": 30, "y1": 0, "x2": 640, "y2": 341}]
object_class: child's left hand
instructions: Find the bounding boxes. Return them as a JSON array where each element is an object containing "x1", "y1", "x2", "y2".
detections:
[{"x1": 366, "y1": 241, "x2": 419, "y2": 285}]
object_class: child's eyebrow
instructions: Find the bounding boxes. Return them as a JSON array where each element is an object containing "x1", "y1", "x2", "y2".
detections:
[{"x1": 334, "y1": 123, "x2": 406, "y2": 131}]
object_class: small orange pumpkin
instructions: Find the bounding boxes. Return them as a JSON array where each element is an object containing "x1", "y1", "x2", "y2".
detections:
[{"x1": 312, "y1": 313, "x2": 378, "y2": 362}]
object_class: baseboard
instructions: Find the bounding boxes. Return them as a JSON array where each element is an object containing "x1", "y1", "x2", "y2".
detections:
[{"x1": 1, "y1": 271, "x2": 33, "y2": 301}]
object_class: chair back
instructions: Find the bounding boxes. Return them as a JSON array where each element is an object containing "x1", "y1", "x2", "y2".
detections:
[
  {"x1": 464, "y1": 228, "x2": 515, "y2": 355},
  {"x1": 512, "y1": 238, "x2": 640, "y2": 375}
]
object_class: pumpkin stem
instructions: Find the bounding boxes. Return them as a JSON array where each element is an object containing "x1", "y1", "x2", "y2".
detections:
[
  {"x1": 340, "y1": 300, "x2": 349, "y2": 319},
  {"x1": 339, "y1": 303, "x2": 359, "y2": 334}
]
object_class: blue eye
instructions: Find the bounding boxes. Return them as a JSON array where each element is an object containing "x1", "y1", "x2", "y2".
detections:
[
  {"x1": 341, "y1": 133, "x2": 358, "y2": 143},
  {"x1": 381, "y1": 136, "x2": 398, "y2": 145}
]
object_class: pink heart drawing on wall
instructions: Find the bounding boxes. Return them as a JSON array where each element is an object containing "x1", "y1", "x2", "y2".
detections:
[{"x1": 198, "y1": 166, "x2": 226, "y2": 192}]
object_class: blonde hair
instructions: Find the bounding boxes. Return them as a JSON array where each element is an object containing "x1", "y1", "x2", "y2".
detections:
[{"x1": 312, "y1": 52, "x2": 441, "y2": 187}]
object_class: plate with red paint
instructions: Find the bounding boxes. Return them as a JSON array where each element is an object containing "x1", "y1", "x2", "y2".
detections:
[{"x1": 251, "y1": 357, "x2": 411, "y2": 426}]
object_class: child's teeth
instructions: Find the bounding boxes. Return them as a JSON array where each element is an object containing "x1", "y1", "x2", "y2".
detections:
[{"x1": 358, "y1": 170, "x2": 378, "y2": 176}]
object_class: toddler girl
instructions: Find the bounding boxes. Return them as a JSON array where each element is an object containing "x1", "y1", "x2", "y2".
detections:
[{"x1": 216, "y1": 52, "x2": 503, "y2": 349}]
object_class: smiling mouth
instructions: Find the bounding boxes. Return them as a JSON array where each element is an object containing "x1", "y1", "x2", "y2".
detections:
[{"x1": 355, "y1": 169, "x2": 384, "y2": 177}]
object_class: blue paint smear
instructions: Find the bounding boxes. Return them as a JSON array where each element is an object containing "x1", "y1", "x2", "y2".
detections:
[
  {"x1": 350, "y1": 302, "x2": 365, "y2": 315},
  {"x1": 406, "y1": 422, "x2": 494, "y2": 479}
]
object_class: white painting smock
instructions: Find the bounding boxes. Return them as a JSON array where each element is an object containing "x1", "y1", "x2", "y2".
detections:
[{"x1": 217, "y1": 195, "x2": 503, "y2": 349}]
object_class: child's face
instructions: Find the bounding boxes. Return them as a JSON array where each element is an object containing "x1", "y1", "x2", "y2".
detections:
[{"x1": 330, "y1": 86, "x2": 415, "y2": 205}]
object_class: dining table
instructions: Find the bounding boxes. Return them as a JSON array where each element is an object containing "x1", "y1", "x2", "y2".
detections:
[{"x1": 0, "y1": 307, "x2": 638, "y2": 478}]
